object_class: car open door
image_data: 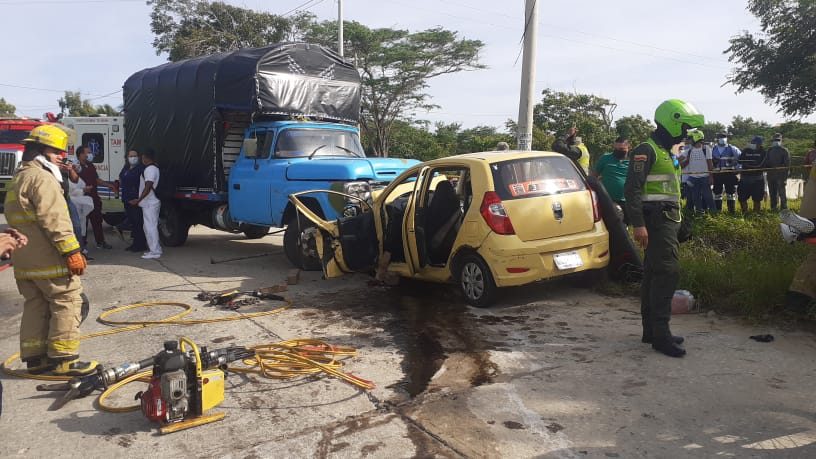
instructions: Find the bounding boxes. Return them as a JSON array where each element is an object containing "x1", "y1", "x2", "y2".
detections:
[
  {"x1": 402, "y1": 167, "x2": 431, "y2": 275},
  {"x1": 288, "y1": 190, "x2": 376, "y2": 277}
]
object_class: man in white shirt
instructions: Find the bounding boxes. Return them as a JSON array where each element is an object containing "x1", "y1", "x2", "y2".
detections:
[
  {"x1": 679, "y1": 131, "x2": 715, "y2": 214},
  {"x1": 129, "y1": 148, "x2": 162, "y2": 259}
]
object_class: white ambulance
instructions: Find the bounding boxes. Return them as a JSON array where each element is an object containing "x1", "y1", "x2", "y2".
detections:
[{"x1": 62, "y1": 116, "x2": 126, "y2": 225}]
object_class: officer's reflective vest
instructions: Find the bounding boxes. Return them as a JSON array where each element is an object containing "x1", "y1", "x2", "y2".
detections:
[
  {"x1": 576, "y1": 143, "x2": 590, "y2": 174},
  {"x1": 641, "y1": 139, "x2": 681, "y2": 202}
]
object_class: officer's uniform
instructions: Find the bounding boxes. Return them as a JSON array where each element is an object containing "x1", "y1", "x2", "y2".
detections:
[
  {"x1": 711, "y1": 143, "x2": 740, "y2": 212},
  {"x1": 624, "y1": 137, "x2": 682, "y2": 344},
  {"x1": 4, "y1": 161, "x2": 84, "y2": 362}
]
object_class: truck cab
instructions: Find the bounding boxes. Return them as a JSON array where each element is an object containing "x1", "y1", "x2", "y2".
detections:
[{"x1": 0, "y1": 118, "x2": 45, "y2": 203}]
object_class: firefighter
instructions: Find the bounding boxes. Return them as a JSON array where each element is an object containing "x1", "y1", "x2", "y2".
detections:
[
  {"x1": 624, "y1": 99, "x2": 705, "y2": 358},
  {"x1": 3, "y1": 124, "x2": 98, "y2": 376}
]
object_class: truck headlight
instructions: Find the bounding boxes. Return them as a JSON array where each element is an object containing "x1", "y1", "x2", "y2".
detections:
[{"x1": 343, "y1": 181, "x2": 371, "y2": 201}]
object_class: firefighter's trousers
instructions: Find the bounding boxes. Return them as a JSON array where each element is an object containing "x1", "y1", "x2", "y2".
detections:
[{"x1": 16, "y1": 275, "x2": 84, "y2": 361}]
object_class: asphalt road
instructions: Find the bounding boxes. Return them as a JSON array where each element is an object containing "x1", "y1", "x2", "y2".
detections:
[{"x1": 1, "y1": 220, "x2": 816, "y2": 458}]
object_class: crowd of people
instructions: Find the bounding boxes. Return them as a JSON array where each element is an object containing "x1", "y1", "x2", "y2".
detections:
[
  {"x1": 550, "y1": 100, "x2": 816, "y2": 358},
  {"x1": 1, "y1": 124, "x2": 162, "y2": 377}
]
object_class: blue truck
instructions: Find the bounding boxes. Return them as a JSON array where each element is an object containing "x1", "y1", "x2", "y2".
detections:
[{"x1": 123, "y1": 42, "x2": 418, "y2": 269}]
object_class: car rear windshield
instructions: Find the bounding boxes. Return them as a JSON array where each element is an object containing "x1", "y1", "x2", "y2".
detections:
[{"x1": 490, "y1": 156, "x2": 587, "y2": 200}]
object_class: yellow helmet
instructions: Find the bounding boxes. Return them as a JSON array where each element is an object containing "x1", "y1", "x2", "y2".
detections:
[{"x1": 22, "y1": 124, "x2": 70, "y2": 152}]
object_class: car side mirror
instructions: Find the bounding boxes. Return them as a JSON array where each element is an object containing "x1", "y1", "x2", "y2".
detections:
[{"x1": 243, "y1": 138, "x2": 259, "y2": 158}]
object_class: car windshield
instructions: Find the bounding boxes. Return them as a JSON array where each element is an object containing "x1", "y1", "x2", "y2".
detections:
[
  {"x1": 490, "y1": 156, "x2": 587, "y2": 200},
  {"x1": 0, "y1": 129, "x2": 31, "y2": 145},
  {"x1": 274, "y1": 128, "x2": 365, "y2": 159}
]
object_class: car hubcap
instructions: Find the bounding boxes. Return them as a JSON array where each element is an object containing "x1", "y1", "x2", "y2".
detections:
[{"x1": 461, "y1": 262, "x2": 484, "y2": 300}]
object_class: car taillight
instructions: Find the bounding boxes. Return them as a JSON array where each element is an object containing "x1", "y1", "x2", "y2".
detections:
[
  {"x1": 589, "y1": 189, "x2": 601, "y2": 222},
  {"x1": 480, "y1": 191, "x2": 515, "y2": 235}
]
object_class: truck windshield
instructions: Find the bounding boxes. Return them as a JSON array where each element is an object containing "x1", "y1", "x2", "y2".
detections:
[
  {"x1": 0, "y1": 129, "x2": 31, "y2": 145},
  {"x1": 274, "y1": 128, "x2": 365, "y2": 159}
]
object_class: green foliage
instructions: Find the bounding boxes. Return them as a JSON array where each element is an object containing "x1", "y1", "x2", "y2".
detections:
[
  {"x1": 533, "y1": 89, "x2": 616, "y2": 160},
  {"x1": 0, "y1": 97, "x2": 15, "y2": 117},
  {"x1": 306, "y1": 21, "x2": 485, "y2": 157},
  {"x1": 727, "y1": 115, "x2": 772, "y2": 137},
  {"x1": 147, "y1": 0, "x2": 311, "y2": 61},
  {"x1": 726, "y1": 0, "x2": 816, "y2": 117},
  {"x1": 701, "y1": 121, "x2": 727, "y2": 139},
  {"x1": 679, "y1": 210, "x2": 810, "y2": 317},
  {"x1": 614, "y1": 115, "x2": 653, "y2": 146},
  {"x1": 382, "y1": 121, "x2": 514, "y2": 160},
  {"x1": 58, "y1": 91, "x2": 120, "y2": 116}
]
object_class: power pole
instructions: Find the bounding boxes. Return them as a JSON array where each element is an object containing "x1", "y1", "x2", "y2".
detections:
[
  {"x1": 516, "y1": 0, "x2": 539, "y2": 151},
  {"x1": 338, "y1": 0, "x2": 344, "y2": 58}
]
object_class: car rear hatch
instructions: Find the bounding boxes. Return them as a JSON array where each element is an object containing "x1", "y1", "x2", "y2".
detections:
[{"x1": 489, "y1": 155, "x2": 596, "y2": 242}]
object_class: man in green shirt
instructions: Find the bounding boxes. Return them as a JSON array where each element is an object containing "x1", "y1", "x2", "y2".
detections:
[{"x1": 592, "y1": 136, "x2": 630, "y2": 223}]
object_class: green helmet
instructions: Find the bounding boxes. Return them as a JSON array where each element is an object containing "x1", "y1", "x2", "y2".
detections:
[
  {"x1": 688, "y1": 129, "x2": 705, "y2": 143},
  {"x1": 654, "y1": 99, "x2": 705, "y2": 138}
]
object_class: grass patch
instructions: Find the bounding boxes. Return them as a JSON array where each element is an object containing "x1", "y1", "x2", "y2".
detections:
[{"x1": 678, "y1": 208, "x2": 810, "y2": 318}]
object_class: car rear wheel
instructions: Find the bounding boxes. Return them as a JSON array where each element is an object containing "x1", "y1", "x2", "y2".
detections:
[
  {"x1": 283, "y1": 216, "x2": 322, "y2": 271},
  {"x1": 456, "y1": 254, "x2": 497, "y2": 308}
]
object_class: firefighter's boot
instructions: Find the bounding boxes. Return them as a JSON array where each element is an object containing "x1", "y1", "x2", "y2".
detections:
[
  {"x1": 49, "y1": 358, "x2": 100, "y2": 376},
  {"x1": 23, "y1": 356, "x2": 55, "y2": 375}
]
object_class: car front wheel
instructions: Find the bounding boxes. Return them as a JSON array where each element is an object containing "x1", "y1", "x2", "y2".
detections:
[{"x1": 456, "y1": 254, "x2": 497, "y2": 308}]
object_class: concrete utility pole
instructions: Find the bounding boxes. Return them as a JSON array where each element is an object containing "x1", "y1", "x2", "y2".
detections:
[
  {"x1": 338, "y1": 0, "x2": 344, "y2": 57},
  {"x1": 516, "y1": 0, "x2": 539, "y2": 151}
]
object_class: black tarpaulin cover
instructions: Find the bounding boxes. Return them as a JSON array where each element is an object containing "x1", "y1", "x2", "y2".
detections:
[{"x1": 123, "y1": 43, "x2": 360, "y2": 191}]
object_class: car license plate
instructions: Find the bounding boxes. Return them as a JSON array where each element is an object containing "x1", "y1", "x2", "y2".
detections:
[{"x1": 553, "y1": 251, "x2": 583, "y2": 270}]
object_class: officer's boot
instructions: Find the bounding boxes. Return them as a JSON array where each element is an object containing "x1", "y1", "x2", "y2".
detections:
[
  {"x1": 714, "y1": 199, "x2": 723, "y2": 212},
  {"x1": 651, "y1": 323, "x2": 686, "y2": 357},
  {"x1": 726, "y1": 199, "x2": 736, "y2": 214},
  {"x1": 48, "y1": 358, "x2": 100, "y2": 376}
]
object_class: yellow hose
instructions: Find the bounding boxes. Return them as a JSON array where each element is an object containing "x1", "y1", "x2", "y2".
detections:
[{"x1": 2, "y1": 300, "x2": 374, "y2": 413}]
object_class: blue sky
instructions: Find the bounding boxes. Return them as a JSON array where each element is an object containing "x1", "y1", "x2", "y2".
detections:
[{"x1": 3, "y1": 0, "x2": 810, "y2": 130}]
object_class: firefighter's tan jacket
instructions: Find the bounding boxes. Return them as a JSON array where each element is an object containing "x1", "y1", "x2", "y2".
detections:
[{"x1": 4, "y1": 161, "x2": 81, "y2": 280}]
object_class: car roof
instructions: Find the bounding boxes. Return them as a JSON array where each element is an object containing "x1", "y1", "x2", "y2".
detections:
[{"x1": 425, "y1": 150, "x2": 564, "y2": 165}]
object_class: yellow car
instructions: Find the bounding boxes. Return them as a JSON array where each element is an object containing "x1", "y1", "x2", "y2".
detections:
[{"x1": 289, "y1": 151, "x2": 612, "y2": 307}]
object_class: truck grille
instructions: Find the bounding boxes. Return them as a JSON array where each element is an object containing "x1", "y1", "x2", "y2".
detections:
[{"x1": 0, "y1": 151, "x2": 18, "y2": 176}]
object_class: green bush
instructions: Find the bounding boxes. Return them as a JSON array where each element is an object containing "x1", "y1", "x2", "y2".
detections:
[{"x1": 678, "y1": 207, "x2": 810, "y2": 317}]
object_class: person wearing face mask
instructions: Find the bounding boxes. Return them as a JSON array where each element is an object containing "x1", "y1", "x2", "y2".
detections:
[
  {"x1": 765, "y1": 133, "x2": 791, "y2": 210},
  {"x1": 118, "y1": 150, "x2": 147, "y2": 252},
  {"x1": 711, "y1": 133, "x2": 741, "y2": 214},
  {"x1": 625, "y1": 99, "x2": 705, "y2": 358},
  {"x1": 591, "y1": 136, "x2": 631, "y2": 223},
  {"x1": 76, "y1": 145, "x2": 116, "y2": 250},
  {"x1": 737, "y1": 136, "x2": 768, "y2": 213},
  {"x1": 2, "y1": 125, "x2": 98, "y2": 376},
  {"x1": 678, "y1": 130, "x2": 715, "y2": 215}
]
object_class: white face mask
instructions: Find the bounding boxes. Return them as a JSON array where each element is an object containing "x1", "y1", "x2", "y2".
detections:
[
  {"x1": 717, "y1": 138, "x2": 727, "y2": 146},
  {"x1": 128, "y1": 157, "x2": 140, "y2": 166},
  {"x1": 87, "y1": 153, "x2": 95, "y2": 162}
]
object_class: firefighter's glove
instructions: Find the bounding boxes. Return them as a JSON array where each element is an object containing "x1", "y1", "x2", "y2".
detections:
[{"x1": 66, "y1": 252, "x2": 87, "y2": 276}]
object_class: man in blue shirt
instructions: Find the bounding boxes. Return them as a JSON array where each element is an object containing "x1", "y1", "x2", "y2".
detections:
[{"x1": 711, "y1": 133, "x2": 741, "y2": 214}]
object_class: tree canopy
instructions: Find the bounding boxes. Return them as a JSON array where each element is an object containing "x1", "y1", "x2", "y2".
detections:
[
  {"x1": 533, "y1": 89, "x2": 617, "y2": 157},
  {"x1": 58, "y1": 91, "x2": 120, "y2": 116},
  {"x1": 147, "y1": 0, "x2": 312, "y2": 61},
  {"x1": 0, "y1": 98, "x2": 15, "y2": 117},
  {"x1": 726, "y1": 0, "x2": 816, "y2": 117},
  {"x1": 614, "y1": 115, "x2": 653, "y2": 147}
]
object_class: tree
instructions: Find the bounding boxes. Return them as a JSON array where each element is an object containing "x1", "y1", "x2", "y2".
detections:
[
  {"x1": 147, "y1": 0, "x2": 312, "y2": 61},
  {"x1": 727, "y1": 115, "x2": 772, "y2": 137},
  {"x1": 307, "y1": 21, "x2": 485, "y2": 157},
  {"x1": 701, "y1": 121, "x2": 727, "y2": 138},
  {"x1": 532, "y1": 89, "x2": 616, "y2": 159},
  {"x1": 725, "y1": 0, "x2": 816, "y2": 117},
  {"x1": 58, "y1": 91, "x2": 120, "y2": 116},
  {"x1": 0, "y1": 98, "x2": 15, "y2": 117},
  {"x1": 614, "y1": 115, "x2": 653, "y2": 147}
]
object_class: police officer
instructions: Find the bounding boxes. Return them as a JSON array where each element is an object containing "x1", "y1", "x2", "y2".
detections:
[
  {"x1": 624, "y1": 99, "x2": 704, "y2": 358},
  {"x1": 711, "y1": 133, "x2": 741, "y2": 213},
  {"x1": 552, "y1": 127, "x2": 590, "y2": 174},
  {"x1": 3, "y1": 125, "x2": 98, "y2": 376}
]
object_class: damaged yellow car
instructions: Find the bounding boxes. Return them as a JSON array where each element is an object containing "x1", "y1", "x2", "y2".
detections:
[{"x1": 289, "y1": 151, "x2": 612, "y2": 307}]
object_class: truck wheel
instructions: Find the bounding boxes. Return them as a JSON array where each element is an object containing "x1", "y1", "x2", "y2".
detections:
[
  {"x1": 284, "y1": 216, "x2": 322, "y2": 271},
  {"x1": 241, "y1": 224, "x2": 270, "y2": 239},
  {"x1": 455, "y1": 254, "x2": 497, "y2": 308},
  {"x1": 159, "y1": 202, "x2": 190, "y2": 247}
]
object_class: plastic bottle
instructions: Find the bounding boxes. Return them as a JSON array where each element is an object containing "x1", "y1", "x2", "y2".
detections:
[{"x1": 671, "y1": 290, "x2": 695, "y2": 314}]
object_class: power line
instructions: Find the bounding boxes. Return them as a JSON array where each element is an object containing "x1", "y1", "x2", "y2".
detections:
[
  {"x1": 0, "y1": 0, "x2": 142, "y2": 4},
  {"x1": 0, "y1": 83, "x2": 121, "y2": 99},
  {"x1": 281, "y1": 0, "x2": 325, "y2": 17}
]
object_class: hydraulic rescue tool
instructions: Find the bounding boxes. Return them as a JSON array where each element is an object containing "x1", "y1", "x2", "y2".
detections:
[{"x1": 37, "y1": 338, "x2": 255, "y2": 433}]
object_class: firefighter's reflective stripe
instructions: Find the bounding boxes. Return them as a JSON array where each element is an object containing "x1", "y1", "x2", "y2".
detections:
[
  {"x1": 21, "y1": 338, "x2": 47, "y2": 354},
  {"x1": 5, "y1": 211, "x2": 37, "y2": 225},
  {"x1": 642, "y1": 193, "x2": 681, "y2": 202},
  {"x1": 5, "y1": 188, "x2": 17, "y2": 202},
  {"x1": 57, "y1": 237, "x2": 80, "y2": 254},
  {"x1": 49, "y1": 338, "x2": 80, "y2": 354},
  {"x1": 14, "y1": 264, "x2": 71, "y2": 280}
]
